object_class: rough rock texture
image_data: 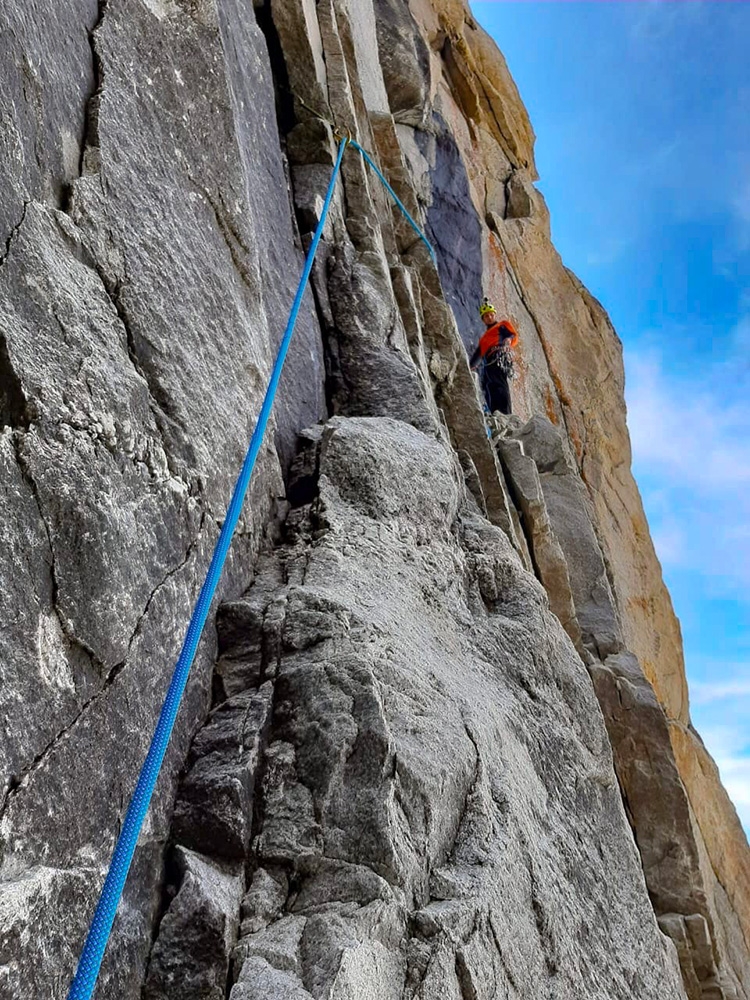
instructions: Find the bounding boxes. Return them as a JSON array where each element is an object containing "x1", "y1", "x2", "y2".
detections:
[
  {"x1": 1, "y1": 0, "x2": 748, "y2": 998},
  {"x1": 390, "y1": 3, "x2": 750, "y2": 993},
  {"x1": 0, "y1": 1, "x2": 321, "y2": 995},
  {"x1": 147, "y1": 416, "x2": 684, "y2": 1000},
  {"x1": 142, "y1": 847, "x2": 244, "y2": 1000},
  {"x1": 171, "y1": 685, "x2": 272, "y2": 861},
  {"x1": 495, "y1": 433, "x2": 580, "y2": 649},
  {"x1": 496, "y1": 414, "x2": 747, "y2": 999}
]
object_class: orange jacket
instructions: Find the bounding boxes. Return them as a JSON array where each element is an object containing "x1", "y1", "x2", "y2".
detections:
[{"x1": 470, "y1": 321, "x2": 518, "y2": 368}]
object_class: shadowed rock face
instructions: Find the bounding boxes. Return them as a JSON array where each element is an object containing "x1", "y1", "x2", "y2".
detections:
[
  {"x1": 142, "y1": 847, "x2": 244, "y2": 1000},
  {"x1": 417, "y1": 117, "x2": 484, "y2": 348},
  {"x1": 0, "y1": 0, "x2": 747, "y2": 998}
]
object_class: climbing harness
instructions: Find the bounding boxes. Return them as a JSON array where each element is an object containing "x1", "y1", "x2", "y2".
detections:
[
  {"x1": 66, "y1": 131, "x2": 437, "y2": 1000},
  {"x1": 487, "y1": 345, "x2": 517, "y2": 380}
]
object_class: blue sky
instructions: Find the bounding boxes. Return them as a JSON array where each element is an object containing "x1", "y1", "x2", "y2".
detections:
[{"x1": 471, "y1": 0, "x2": 750, "y2": 826}]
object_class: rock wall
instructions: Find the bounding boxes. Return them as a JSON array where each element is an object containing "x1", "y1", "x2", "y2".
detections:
[
  {"x1": 394, "y1": 4, "x2": 750, "y2": 996},
  {"x1": 0, "y1": 1, "x2": 747, "y2": 999}
]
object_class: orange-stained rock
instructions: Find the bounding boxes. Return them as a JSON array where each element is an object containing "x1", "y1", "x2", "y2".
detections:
[
  {"x1": 671, "y1": 722, "x2": 750, "y2": 993},
  {"x1": 1, "y1": 0, "x2": 748, "y2": 996}
]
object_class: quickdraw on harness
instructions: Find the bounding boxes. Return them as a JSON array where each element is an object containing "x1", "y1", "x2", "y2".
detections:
[{"x1": 486, "y1": 344, "x2": 517, "y2": 380}]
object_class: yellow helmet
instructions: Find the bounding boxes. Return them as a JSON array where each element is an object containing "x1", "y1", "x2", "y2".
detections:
[{"x1": 479, "y1": 297, "x2": 496, "y2": 317}]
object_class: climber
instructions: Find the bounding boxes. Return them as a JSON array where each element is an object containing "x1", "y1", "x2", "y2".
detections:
[{"x1": 470, "y1": 297, "x2": 518, "y2": 415}]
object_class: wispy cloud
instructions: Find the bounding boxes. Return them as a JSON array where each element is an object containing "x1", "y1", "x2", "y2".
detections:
[
  {"x1": 698, "y1": 719, "x2": 750, "y2": 831},
  {"x1": 672, "y1": 652, "x2": 750, "y2": 830},
  {"x1": 627, "y1": 350, "x2": 750, "y2": 830},
  {"x1": 717, "y1": 756, "x2": 750, "y2": 828},
  {"x1": 627, "y1": 359, "x2": 750, "y2": 477},
  {"x1": 692, "y1": 678, "x2": 750, "y2": 706},
  {"x1": 626, "y1": 0, "x2": 707, "y2": 45}
]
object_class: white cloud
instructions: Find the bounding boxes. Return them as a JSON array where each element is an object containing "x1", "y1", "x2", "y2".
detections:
[
  {"x1": 692, "y1": 678, "x2": 750, "y2": 705},
  {"x1": 698, "y1": 721, "x2": 750, "y2": 831},
  {"x1": 627, "y1": 353, "x2": 750, "y2": 483},
  {"x1": 627, "y1": 347, "x2": 750, "y2": 833},
  {"x1": 625, "y1": 345, "x2": 750, "y2": 587},
  {"x1": 717, "y1": 757, "x2": 750, "y2": 826},
  {"x1": 649, "y1": 518, "x2": 688, "y2": 567}
]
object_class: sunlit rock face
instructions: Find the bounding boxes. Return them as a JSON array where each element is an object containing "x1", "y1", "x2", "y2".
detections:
[{"x1": 0, "y1": 1, "x2": 746, "y2": 999}]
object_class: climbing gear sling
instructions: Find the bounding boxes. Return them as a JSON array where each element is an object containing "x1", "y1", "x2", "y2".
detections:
[{"x1": 487, "y1": 345, "x2": 517, "y2": 380}]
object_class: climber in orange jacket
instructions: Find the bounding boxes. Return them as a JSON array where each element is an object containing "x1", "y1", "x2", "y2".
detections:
[{"x1": 470, "y1": 297, "x2": 518, "y2": 415}]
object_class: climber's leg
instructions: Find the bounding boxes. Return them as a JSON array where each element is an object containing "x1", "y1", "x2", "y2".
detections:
[{"x1": 484, "y1": 368, "x2": 512, "y2": 415}]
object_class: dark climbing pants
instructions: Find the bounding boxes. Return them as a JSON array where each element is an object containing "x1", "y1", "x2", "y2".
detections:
[{"x1": 483, "y1": 365, "x2": 512, "y2": 415}]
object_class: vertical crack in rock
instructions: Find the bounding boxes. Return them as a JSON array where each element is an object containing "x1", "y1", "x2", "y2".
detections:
[
  {"x1": 0, "y1": 454, "x2": 209, "y2": 825},
  {"x1": 20, "y1": 62, "x2": 47, "y2": 184},
  {"x1": 0, "y1": 202, "x2": 30, "y2": 274},
  {"x1": 10, "y1": 430, "x2": 103, "y2": 669},
  {"x1": 88, "y1": 257, "x2": 186, "y2": 484},
  {"x1": 78, "y1": 0, "x2": 109, "y2": 180},
  {"x1": 2, "y1": 0, "x2": 749, "y2": 997},
  {"x1": 0, "y1": 330, "x2": 30, "y2": 431},
  {"x1": 449, "y1": 721, "x2": 482, "y2": 861},
  {"x1": 186, "y1": 173, "x2": 262, "y2": 301},
  {"x1": 488, "y1": 914, "x2": 520, "y2": 994},
  {"x1": 254, "y1": 1, "x2": 298, "y2": 138},
  {"x1": 250, "y1": 5, "x2": 340, "y2": 417},
  {"x1": 455, "y1": 948, "x2": 479, "y2": 1000}
]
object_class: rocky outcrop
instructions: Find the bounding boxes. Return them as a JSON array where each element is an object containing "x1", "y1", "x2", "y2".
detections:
[
  {"x1": 0, "y1": 2, "x2": 320, "y2": 995},
  {"x1": 390, "y1": 2, "x2": 750, "y2": 993},
  {"x1": 495, "y1": 413, "x2": 747, "y2": 999},
  {"x1": 142, "y1": 847, "x2": 244, "y2": 1000},
  {"x1": 0, "y1": 1, "x2": 748, "y2": 999},
  {"x1": 145, "y1": 416, "x2": 683, "y2": 999},
  {"x1": 494, "y1": 427, "x2": 580, "y2": 649}
]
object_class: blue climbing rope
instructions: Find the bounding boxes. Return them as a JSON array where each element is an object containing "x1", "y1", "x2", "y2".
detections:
[
  {"x1": 66, "y1": 129, "x2": 437, "y2": 1000},
  {"x1": 65, "y1": 137, "x2": 349, "y2": 1000},
  {"x1": 349, "y1": 139, "x2": 437, "y2": 264}
]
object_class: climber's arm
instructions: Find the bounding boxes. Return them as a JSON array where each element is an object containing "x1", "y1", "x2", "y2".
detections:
[{"x1": 502, "y1": 325, "x2": 519, "y2": 349}]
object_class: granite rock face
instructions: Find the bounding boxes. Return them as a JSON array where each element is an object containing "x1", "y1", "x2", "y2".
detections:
[
  {"x1": 0, "y1": 1, "x2": 320, "y2": 995},
  {"x1": 496, "y1": 414, "x2": 747, "y2": 999},
  {"x1": 0, "y1": 0, "x2": 747, "y2": 998},
  {"x1": 142, "y1": 847, "x2": 244, "y2": 1000},
  {"x1": 146, "y1": 416, "x2": 684, "y2": 1000}
]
